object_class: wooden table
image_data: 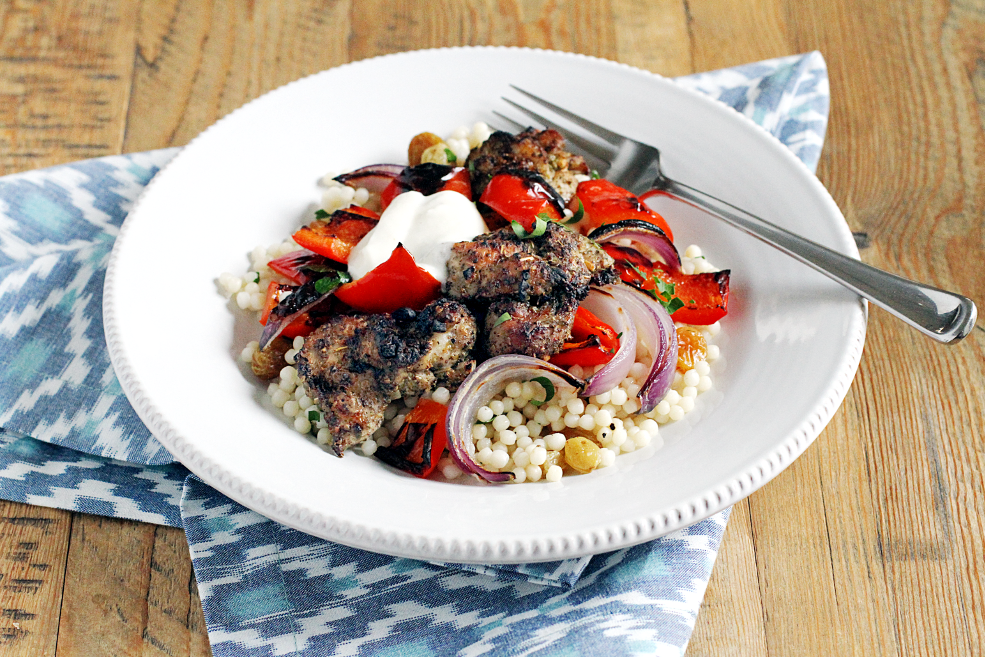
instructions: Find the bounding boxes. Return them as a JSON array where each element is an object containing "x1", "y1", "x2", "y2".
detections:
[{"x1": 1, "y1": 1, "x2": 982, "y2": 655}]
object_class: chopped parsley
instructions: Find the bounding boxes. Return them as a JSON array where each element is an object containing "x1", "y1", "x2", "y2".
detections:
[
  {"x1": 627, "y1": 262, "x2": 686, "y2": 314},
  {"x1": 649, "y1": 277, "x2": 686, "y2": 314},
  {"x1": 308, "y1": 410, "x2": 320, "y2": 422},
  {"x1": 444, "y1": 148, "x2": 457, "y2": 164},
  {"x1": 314, "y1": 208, "x2": 330, "y2": 219},
  {"x1": 493, "y1": 312, "x2": 512, "y2": 327}
]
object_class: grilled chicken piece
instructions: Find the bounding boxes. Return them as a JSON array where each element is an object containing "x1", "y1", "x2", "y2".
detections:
[
  {"x1": 446, "y1": 221, "x2": 616, "y2": 301},
  {"x1": 466, "y1": 128, "x2": 590, "y2": 202},
  {"x1": 446, "y1": 222, "x2": 616, "y2": 358},
  {"x1": 484, "y1": 297, "x2": 579, "y2": 360},
  {"x1": 295, "y1": 299, "x2": 476, "y2": 456}
]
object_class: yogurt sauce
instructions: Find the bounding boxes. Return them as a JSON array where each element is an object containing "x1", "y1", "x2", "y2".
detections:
[{"x1": 346, "y1": 190, "x2": 488, "y2": 284}]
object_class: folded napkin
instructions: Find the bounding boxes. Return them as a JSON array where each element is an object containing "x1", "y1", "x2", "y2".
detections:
[{"x1": 0, "y1": 52, "x2": 829, "y2": 656}]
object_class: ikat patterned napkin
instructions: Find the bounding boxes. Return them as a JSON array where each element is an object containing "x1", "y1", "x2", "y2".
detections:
[{"x1": 0, "y1": 52, "x2": 829, "y2": 656}]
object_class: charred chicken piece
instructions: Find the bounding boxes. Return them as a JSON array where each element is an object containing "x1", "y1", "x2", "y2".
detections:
[
  {"x1": 295, "y1": 299, "x2": 477, "y2": 456},
  {"x1": 484, "y1": 297, "x2": 579, "y2": 360},
  {"x1": 466, "y1": 128, "x2": 590, "y2": 202},
  {"x1": 446, "y1": 221, "x2": 616, "y2": 359}
]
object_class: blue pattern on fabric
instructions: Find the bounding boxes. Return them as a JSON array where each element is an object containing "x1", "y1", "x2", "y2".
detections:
[
  {"x1": 0, "y1": 52, "x2": 831, "y2": 656},
  {"x1": 182, "y1": 476, "x2": 730, "y2": 657},
  {"x1": 0, "y1": 427, "x2": 188, "y2": 525},
  {"x1": 0, "y1": 148, "x2": 181, "y2": 465}
]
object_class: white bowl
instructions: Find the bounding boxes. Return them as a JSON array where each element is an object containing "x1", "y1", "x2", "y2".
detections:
[{"x1": 105, "y1": 47, "x2": 866, "y2": 563}]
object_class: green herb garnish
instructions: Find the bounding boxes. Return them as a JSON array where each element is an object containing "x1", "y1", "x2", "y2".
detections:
[
  {"x1": 590, "y1": 169, "x2": 601, "y2": 180},
  {"x1": 308, "y1": 410, "x2": 320, "y2": 422},
  {"x1": 253, "y1": 272, "x2": 261, "y2": 284},
  {"x1": 315, "y1": 209, "x2": 330, "y2": 219},
  {"x1": 529, "y1": 376, "x2": 556, "y2": 406},
  {"x1": 313, "y1": 270, "x2": 351, "y2": 295},
  {"x1": 510, "y1": 214, "x2": 550, "y2": 239},
  {"x1": 564, "y1": 197, "x2": 585, "y2": 225},
  {"x1": 494, "y1": 312, "x2": 512, "y2": 327},
  {"x1": 444, "y1": 148, "x2": 457, "y2": 164},
  {"x1": 647, "y1": 277, "x2": 686, "y2": 314}
]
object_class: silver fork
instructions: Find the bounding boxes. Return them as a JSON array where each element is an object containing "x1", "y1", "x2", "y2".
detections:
[{"x1": 498, "y1": 87, "x2": 978, "y2": 344}]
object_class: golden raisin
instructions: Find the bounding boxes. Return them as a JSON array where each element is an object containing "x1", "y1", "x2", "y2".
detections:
[
  {"x1": 676, "y1": 326, "x2": 707, "y2": 373},
  {"x1": 564, "y1": 436, "x2": 601, "y2": 474},
  {"x1": 251, "y1": 336, "x2": 292, "y2": 380},
  {"x1": 541, "y1": 449, "x2": 566, "y2": 477},
  {"x1": 408, "y1": 132, "x2": 444, "y2": 166}
]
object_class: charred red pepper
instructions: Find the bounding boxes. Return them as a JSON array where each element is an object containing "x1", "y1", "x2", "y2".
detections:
[
  {"x1": 267, "y1": 251, "x2": 334, "y2": 285},
  {"x1": 291, "y1": 208, "x2": 379, "y2": 264},
  {"x1": 576, "y1": 179, "x2": 674, "y2": 240},
  {"x1": 478, "y1": 171, "x2": 564, "y2": 232},
  {"x1": 380, "y1": 163, "x2": 472, "y2": 210},
  {"x1": 333, "y1": 244, "x2": 441, "y2": 314},
  {"x1": 603, "y1": 243, "x2": 730, "y2": 325},
  {"x1": 374, "y1": 399, "x2": 448, "y2": 477},
  {"x1": 260, "y1": 281, "x2": 291, "y2": 325},
  {"x1": 548, "y1": 305, "x2": 620, "y2": 368}
]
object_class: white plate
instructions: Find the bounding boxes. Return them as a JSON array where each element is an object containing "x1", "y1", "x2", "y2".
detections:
[{"x1": 105, "y1": 47, "x2": 866, "y2": 563}]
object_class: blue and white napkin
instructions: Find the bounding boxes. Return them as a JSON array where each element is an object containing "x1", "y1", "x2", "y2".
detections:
[{"x1": 0, "y1": 52, "x2": 829, "y2": 656}]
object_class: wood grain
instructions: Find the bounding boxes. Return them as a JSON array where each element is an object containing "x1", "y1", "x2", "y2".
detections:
[{"x1": 0, "y1": 0, "x2": 982, "y2": 655}]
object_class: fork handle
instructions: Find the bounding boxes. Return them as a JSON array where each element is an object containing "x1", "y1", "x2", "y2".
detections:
[{"x1": 656, "y1": 179, "x2": 978, "y2": 344}]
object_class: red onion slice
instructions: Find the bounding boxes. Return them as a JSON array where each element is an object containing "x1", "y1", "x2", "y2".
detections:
[
  {"x1": 333, "y1": 164, "x2": 405, "y2": 193},
  {"x1": 589, "y1": 219, "x2": 682, "y2": 272},
  {"x1": 446, "y1": 355, "x2": 585, "y2": 483},
  {"x1": 578, "y1": 288, "x2": 638, "y2": 397},
  {"x1": 606, "y1": 284, "x2": 678, "y2": 413}
]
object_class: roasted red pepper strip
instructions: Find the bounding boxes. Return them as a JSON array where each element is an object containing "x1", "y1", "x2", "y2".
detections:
[
  {"x1": 576, "y1": 179, "x2": 674, "y2": 240},
  {"x1": 291, "y1": 209, "x2": 379, "y2": 264},
  {"x1": 333, "y1": 244, "x2": 441, "y2": 314},
  {"x1": 478, "y1": 172, "x2": 563, "y2": 232},
  {"x1": 440, "y1": 168, "x2": 472, "y2": 200},
  {"x1": 603, "y1": 243, "x2": 730, "y2": 325},
  {"x1": 548, "y1": 305, "x2": 620, "y2": 368},
  {"x1": 260, "y1": 281, "x2": 291, "y2": 325},
  {"x1": 374, "y1": 399, "x2": 448, "y2": 477}
]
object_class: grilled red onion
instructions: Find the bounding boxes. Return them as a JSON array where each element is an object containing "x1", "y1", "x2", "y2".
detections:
[
  {"x1": 446, "y1": 355, "x2": 585, "y2": 482},
  {"x1": 333, "y1": 164, "x2": 404, "y2": 193},
  {"x1": 606, "y1": 284, "x2": 678, "y2": 412},
  {"x1": 579, "y1": 287, "x2": 638, "y2": 397},
  {"x1": 258, "y1": 272, "x2": 349, "y2": 350},
  {"x1": 589, "y1": 219, "x2": 682, "y2": 271}
]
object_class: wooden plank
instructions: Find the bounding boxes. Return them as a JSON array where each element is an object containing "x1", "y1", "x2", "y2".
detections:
[
  {"x1": 347, "y1": 0, "x2": 616, "y2": 60},
  {"x1": 686, "y1": 500, "x2": 769, "y2": 656},
  {"x1": 143, "y1": 526, "x2": 212, "y2": 657},
  {"x1": 56, "y1": 514, "x2": 155, "y2": 655},
  {"x1": 55, "y1": 515, "x2": 209, "y2": 656},
  {"x1": 123, "y1": 0, "x2": 353, "y2": 152},
  {"x1": 0, "y1": 502, "x2": 72, "y2": 657},
  {"x1": 786, "y1": 0, "x2": 985, "y2": 654},
  {"x1": 683, "y1": 0, "x2": 791, "y2": 71},
  {"x1": 611, "y1": 0, "x2": 692, "y2": 77},
  {"x1": 0, "y1": 0, "x2": 140, "y2": 174}
]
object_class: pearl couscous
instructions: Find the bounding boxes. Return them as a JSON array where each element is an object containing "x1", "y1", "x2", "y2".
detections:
[{"x1": 220, "y1": 122, "x2": 726, "y2": 484}]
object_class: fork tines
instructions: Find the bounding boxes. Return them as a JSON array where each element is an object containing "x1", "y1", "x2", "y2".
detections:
[{"x1": 497, "y1": 86, "x2": 626, "y2": 170}]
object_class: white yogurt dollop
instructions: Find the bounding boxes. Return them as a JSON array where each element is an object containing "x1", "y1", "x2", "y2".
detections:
[{"x1": 346, "y1": 190, "x2": 487, "y2": 285}]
